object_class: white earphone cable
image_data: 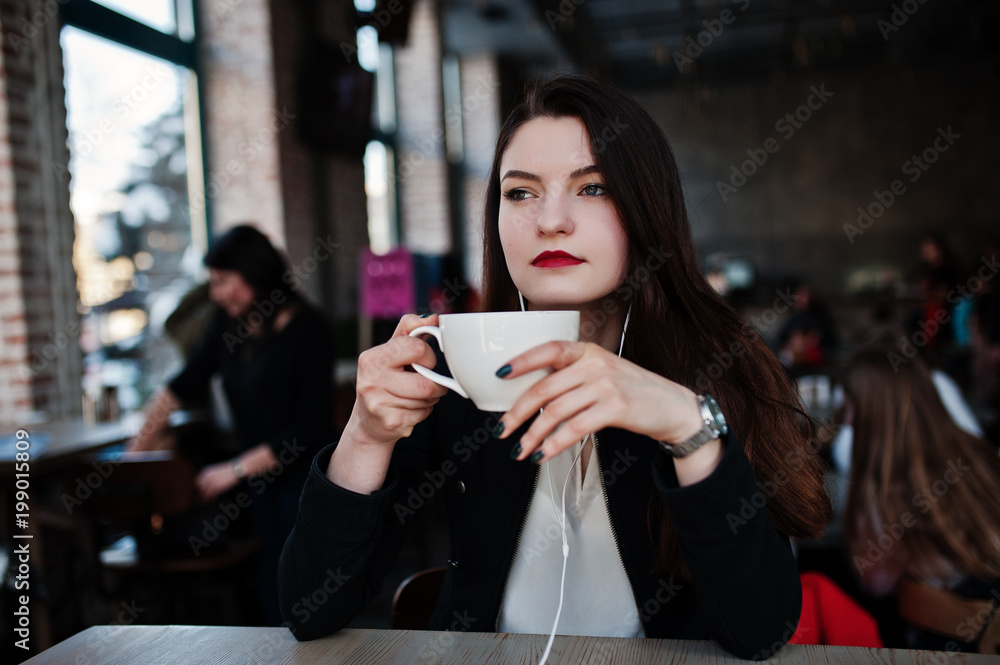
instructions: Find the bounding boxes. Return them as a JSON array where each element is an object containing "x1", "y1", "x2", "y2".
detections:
[{"x1": 535, "y1": 305, "x2": 630, "y2": 664}]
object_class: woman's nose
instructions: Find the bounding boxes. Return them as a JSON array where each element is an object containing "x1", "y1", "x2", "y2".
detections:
[{"x1": 535, "y1": 193, "x2": 574, "y2": 236}]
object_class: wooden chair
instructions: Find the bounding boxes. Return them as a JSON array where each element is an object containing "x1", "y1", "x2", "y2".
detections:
[
  {"x1": 69, "y1": 451, "x2": 259, "y2": 624},
  {"x1": 898, "y1": 578, "x2": 1000, "y2": 654},
  {"x1": 390, "y1": 566, "x2": 446, "y2": 630}
]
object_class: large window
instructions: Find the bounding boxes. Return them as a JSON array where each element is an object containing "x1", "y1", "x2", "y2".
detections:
[{"x1": 61, "y1": 0, "x2": 203, "y2": 414}]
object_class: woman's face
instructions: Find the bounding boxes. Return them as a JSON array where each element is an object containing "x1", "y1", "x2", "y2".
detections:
[
  {"x1": 498, "y1": 116, "x2": 629, "y2": 311},
  {"x1": 208, "y1": 268, "x2": 256, "y2": 318}
]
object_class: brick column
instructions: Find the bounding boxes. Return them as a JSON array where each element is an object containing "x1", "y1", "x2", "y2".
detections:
[
  {"x1": 458, "y1": 54, "x2": 500, "y2": 292},
  {"x1": 196, "y1": 0, "x2": 285, "y2": 243},
  {"x1": 275, "y1": 0, "x2": 368, "y2": 322},
  {"x1": 394, "y1": 0, "x2": 450, "y2": 255},
  {"x1": 0, "y1": 1, "x2": 81, "y2": 422},
  {"x1": 199, "y1": 0, "x2": 367, "y2": 332}
]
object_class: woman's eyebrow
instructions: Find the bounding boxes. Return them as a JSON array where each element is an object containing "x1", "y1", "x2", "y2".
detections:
[
  {"x1": 570, "y1": 165, "x2": 600, "y2": 179},
  {"x1": 501, "y1": 165, "x2": 601, "y2": 182},
  {"x1": 501, "y1": 169, "x2": 540, "y2": 182}
]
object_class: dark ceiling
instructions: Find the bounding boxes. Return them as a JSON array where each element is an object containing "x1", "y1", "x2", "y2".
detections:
[{"x1": 442, "y1": 0, "x2": 999, "y2": 89}]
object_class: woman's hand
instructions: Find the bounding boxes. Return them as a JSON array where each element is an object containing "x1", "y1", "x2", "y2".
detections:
[
  {"x1": 494, "y1": 341, "x2": 721, "y2": 483},
  {"x1": 125, "y1": 388, "x2": 180, "y2": 452},
  {"x1": 196, "y1": 462, "x2": 240, "y2": 502},
  {"x1": 330, "y1": 314, "x2": 449, "y2": 494},
  {"x1": 349, "y1": 314, "x2": 450, "y2": 447}
]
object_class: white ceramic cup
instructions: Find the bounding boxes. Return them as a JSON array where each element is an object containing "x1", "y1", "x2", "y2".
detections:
[{"x1": 409, "y1": 310, "x2": 580, "y2": 412}]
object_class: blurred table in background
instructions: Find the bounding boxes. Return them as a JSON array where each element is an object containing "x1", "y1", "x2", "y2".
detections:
[{"x1": 0, "y1": 410, "x2": 209, "y2": 477}]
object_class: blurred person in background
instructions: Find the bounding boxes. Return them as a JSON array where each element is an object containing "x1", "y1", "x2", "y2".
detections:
[
  {"x1": 129, "y1": 224, "x2": 336, "y2": 625},
  {"x1": 971, "y1": 236, "x2": 1000, "y2": 425},
  {"x1": 775, "y1": 282, "x2": 839, "y2": 374},
  {"x1": 909, "y1": 233, "x2": 961, "y2": 366},
  {"x1": 840, "y1": 332, "x2": 1000, "y2": 652},
  {"x1": 831, "y1": 327, "x2": 983, "y2": 474}
]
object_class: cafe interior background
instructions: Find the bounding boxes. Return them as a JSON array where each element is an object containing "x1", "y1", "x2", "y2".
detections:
[{"x1": 0, "y1": 0, "x2": 997, "y2": 660}]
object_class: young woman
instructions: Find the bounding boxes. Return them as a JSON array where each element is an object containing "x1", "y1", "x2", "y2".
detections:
[
  {"x1": 279, "y1": 75, "x2": 830, "y2": 659},
  {"x1": 842, "y1": 337, "x2": 1000, "y2": 652}
]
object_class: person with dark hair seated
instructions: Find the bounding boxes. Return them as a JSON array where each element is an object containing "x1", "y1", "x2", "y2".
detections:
[
  {"x1": 130, "y1": 224, "x2": 336, "y2": 625},
  {"x1": 279, "y1": 74, "x2": 832, "y2": 661}
]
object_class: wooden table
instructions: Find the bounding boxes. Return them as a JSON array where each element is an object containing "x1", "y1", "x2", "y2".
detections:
[{"x1": 19, "y1": 626, "x2": 997, "y2": 664}]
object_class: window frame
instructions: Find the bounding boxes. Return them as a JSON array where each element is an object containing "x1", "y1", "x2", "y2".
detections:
[{"x1": 60, "y1": 0, "x2": 212, "y2": 239}]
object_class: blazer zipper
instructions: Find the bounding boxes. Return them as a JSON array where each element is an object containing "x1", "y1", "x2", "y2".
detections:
[
  {"x1": 494, "y1": 465, "x2": 539, "y2": 630},
  {"x1": 593, "y1": 432, "x2": 646, "y2": 637}
]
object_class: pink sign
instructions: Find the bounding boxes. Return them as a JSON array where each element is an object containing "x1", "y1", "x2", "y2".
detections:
[{"x1": 359, "y1": 247, "x2": 415, "y2": 318}]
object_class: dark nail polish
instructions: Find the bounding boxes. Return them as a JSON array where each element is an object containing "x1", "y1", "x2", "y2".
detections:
[
  {"x1": 492, "y1": 421, "x2": 505, "y2": 438},
  {"x1": 528, "y1": 450, "x2": 544, "y2": 464},
  {"x1": 509, "y1": 442, "x2": 522, "y2": 459},
  {"x1": 420, "y1": 313, "x2": 431, "y2": 318},
  {"x1": 495, "y1": 364, "x2": 512, "y2": 378}
]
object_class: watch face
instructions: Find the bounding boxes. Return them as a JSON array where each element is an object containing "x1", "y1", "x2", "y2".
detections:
[{"x1": 704, "y1": 394, "x2": 728, "y2": 435}]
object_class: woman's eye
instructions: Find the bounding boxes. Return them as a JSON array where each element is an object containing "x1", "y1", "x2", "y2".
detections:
[
  {"x1": 582, "y1": 184, "x2": 605, "y2": 196},
  {"x1": 503, "y1": 188, "x2": 531, "y2": 201}
]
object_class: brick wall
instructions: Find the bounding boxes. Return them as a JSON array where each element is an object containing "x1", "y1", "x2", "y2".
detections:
[
  {"x1": 200, "y1": 0, "x2": 368, "y2": 333},
  {"x1": 0, "y1": 1, "x2": 80, "y2": 423},
  {"x1": 197, "y1": 0, "x2": 285, "y2": 244},
  {"x1": 632, "y1": 58, "x2": 1000, "y2": 296},
  {"x1": 394, "y1": 0, "x2": 450, "y2": 255},
  {"x1": 458, "y1": 54, "x2": 500, "y2": 292}
]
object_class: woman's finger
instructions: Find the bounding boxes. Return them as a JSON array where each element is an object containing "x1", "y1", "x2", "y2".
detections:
[
  {"x1": 497, "y1": 362, "x2": 589, "y2": 439},
  {"x1": 496, "y1": 345, "x2": 618, "y2": 438},
  {"x1": 358, "y1": 336, "x2": 439, "y2": 388},
  {"x1": 521, "y1": 402, "x2": 613, "y2": 464},
  {"x1": 496, "y1": 340, "x2": 585, "y2": 379},
  {"x1": 380, "y1": 370, "x2": 449, "y2": 401},
  {"x1": 391, "y1": 313, "x2": 438, "y2": 339},
  {"x1": 369, "y1": 395, "x2": 442, "y2": 413},
  {"x1": 512, "y1": 387, "x2": 602, "y2": 461}
]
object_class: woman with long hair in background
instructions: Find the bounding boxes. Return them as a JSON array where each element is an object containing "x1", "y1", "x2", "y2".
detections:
[{"x1": 842, "y1": 332, "x2": 1000, "y2": 652}]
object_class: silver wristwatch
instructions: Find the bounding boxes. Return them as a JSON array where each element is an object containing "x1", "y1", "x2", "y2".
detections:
[
  {"x1": 659, "y1": 394, "x2": 728, "y2": 458},
  {"x1": 231, "y1": 458, "x2": 248, "y2": 480}
]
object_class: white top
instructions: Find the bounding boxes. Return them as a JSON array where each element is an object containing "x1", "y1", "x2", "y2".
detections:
[{"x1": 498, "y1": 435, "x2": 644, "y2": 638}]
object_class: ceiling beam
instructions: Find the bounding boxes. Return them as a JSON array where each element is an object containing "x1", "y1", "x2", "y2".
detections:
[{"x1": 524, "y1": 0, "x2": 611, "y2": 79}]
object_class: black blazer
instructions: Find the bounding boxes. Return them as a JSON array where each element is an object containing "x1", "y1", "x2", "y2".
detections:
[{"x1": 279, "y1": 389, "x2": 802, "y2": 660}]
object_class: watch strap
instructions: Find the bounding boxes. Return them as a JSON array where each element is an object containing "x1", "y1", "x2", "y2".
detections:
[
  {"x1": 659, "y1": 426, "x2": 718, "y2": 458},
  {"x1": 659, "y1": 394, "x2": 725, "y2": 458}
]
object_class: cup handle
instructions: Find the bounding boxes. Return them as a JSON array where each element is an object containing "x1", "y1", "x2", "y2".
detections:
[{"x1": 408, "y1": 326, "x2": 469, "y2": 400}]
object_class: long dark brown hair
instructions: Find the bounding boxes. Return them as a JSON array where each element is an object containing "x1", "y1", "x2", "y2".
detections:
[
  {"x1": 481, "y1": 74, "x2": 831, "y2": 575},
  {"x1": 843, "y1": 339, "x2": 1000, "y2": 589}
]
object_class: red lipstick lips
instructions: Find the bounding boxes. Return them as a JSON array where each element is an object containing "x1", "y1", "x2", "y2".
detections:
[{"x1": 532, "y1": 250, "x2": 583, "y2": 268}]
